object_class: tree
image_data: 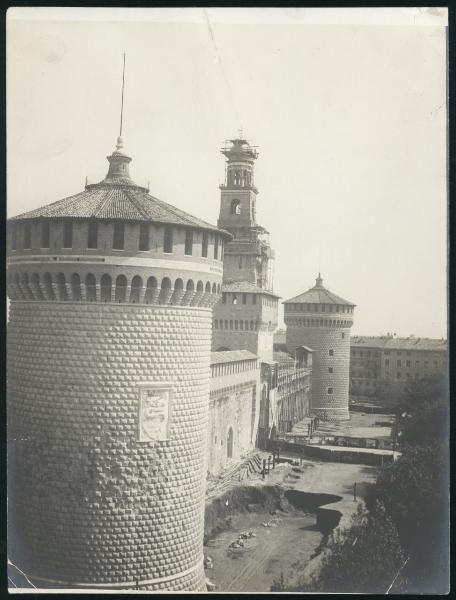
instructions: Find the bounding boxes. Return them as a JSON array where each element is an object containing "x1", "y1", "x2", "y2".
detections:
[
  {"x1": 365, "y1": 443, "x2": 449, "y2": 593},
  {"x1": 396, "y1": 373, "x2": 448, "y2": 446},
  {"x1": 285, "y1": 503, "x2": 406, "y2": 594}
]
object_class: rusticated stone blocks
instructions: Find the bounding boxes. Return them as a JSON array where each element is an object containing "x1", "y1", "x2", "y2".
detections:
[{"x1": 7, "y1": 301, "x2": 212, "y2": 590}]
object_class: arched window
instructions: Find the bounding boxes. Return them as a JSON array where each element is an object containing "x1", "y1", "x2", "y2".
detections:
[
  {"x1": 172, "y1": 278, "x2": 184, "y2": 304},
  {"x1": 31, "y1": 273, "x2": 43, "y2": 300},
  {"x1": 159, "y1": 277, "x2": 172, "y2": 304},
  {"x1": 212, "y1": 283, "x2": 217, "y2": 294},
  {"x1": 227, "y1": 427, "x2": 234, "y2": 459},
  {"x1": 115, "y1": 275, "x2": 127, "y2": 302},
  {"x1": 231, "y1": 199, "x2": 241, "y2": 215},
  {"x1": 205, "y1": 281, "x2": 211, "y2": 294},
  {"x1": 186, "y1": 279, "x2": 194, "y2": 292},
  {"x1": 100, "y1": 274, "x2": 112, "y2": 302},
  {"x1": 130, "y1": 275, "x2": 142, "y2": 303},
  {"x1": 71, "y1": 273, "x2": 82, "y2": 301},
  {"x1": 57, "y1": 273, "x2": 68, "y2": 300},
  {"x1": 85, "y1": 274, "x2": 96, "y2": 301},
  {"x1": 197, "y1": 280, "x2": 204, "y2": 293},
  {"x1": 144, "y1": 276, "x2": 157, "y2": 303},
  {"x1": 43, "y1": 272, "x2": 54, "y2": 300}
]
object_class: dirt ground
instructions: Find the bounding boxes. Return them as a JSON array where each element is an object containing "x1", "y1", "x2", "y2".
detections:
[
  {"x1": 205, "y1": 510, "x2": 322, "y2": 592},
  {"x1": 204, "y1": 459, "x2": 379, "y2": 592}
]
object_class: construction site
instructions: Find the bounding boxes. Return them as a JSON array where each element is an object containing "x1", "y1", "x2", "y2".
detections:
[{"x1": 203, "y1": 410, "x2": 396, "y2": 592}]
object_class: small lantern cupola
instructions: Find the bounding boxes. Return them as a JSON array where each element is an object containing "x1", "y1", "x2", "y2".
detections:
[
  {"x1": 315, "y1": 273, "x2": 324, "y2": 289},
  {"x1": 103, "y1": 135, "x2": 134, "y2": 184}
]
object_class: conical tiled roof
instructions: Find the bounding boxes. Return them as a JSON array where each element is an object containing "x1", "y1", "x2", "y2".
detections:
[
  {"x1": 10, "y1": 137, "x2": 231, "y2": 238},
  {"x1": 284, "y1": 274, "x2": 355, "y2": 306}
]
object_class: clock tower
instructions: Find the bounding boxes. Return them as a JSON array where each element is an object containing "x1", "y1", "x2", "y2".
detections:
[
  {"x1": 217, "y1": 137, "x2": 274, "y2": 291},
  {"x1": 213, "y1": 136, "x2": 279, "y2": 362}
]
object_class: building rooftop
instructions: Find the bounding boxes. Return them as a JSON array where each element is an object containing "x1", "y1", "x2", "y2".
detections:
[
  {"x1": 9, "y1": 137, "x2": 231, "y2": 239},
  {"x1": 284, "y1": 274, "x2": 354, "y2": 306},
  {"x1": 351, "y1": 336, "x2": 447, "y2": 352},
  {"x1": 222, "y1": 280, "x2": 280, "y2": 298},
  {"x1": 273, "y1": 351, "x2": 295, "y2": 363},
  {"x1": 210, "y1": 350, "x2": 258, "y2": 365}
]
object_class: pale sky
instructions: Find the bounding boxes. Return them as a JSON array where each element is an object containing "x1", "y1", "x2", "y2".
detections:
[{"x1": 7, "y1": 8, "x2": 448, "y2": 338}]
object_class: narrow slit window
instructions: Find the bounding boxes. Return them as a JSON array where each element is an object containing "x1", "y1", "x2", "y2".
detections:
[
  {"x1": 214, "y1": 236, "x2": 219, "y2": 259},
  {"x1": 11, "y1": 224, "x2": 17, "y2": 250},
  {"x1": 139, "y1": 223, "x2": 150, "y2": 251},
  {"x1": 23, "y1": 223, "x2": 32, "y2": 249},
  {"x1": 63, "y1": 221, "x2": 73, "y2": 248},
  {"x1": 202, "y1": 232, "x2": 208, "y2": 257},
  {"x1": 113, "y1": 222, "x2": 125, "y2": 250},
  {"x1": 41, "y1": 221, "x2": 50, "y2": 248},
  {"x1": 163, "y1": 226, "x2": 173, "y2": 253},
  {"x1": 185, "y1": 229, "x2": 193, "y2": 255},
  {"x1": 88, "y1": 221, "x2": 98, "y2": 249}
]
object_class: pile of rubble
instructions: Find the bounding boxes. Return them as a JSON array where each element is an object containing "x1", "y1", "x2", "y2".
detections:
[{"x1": 228, "y1": 530, "x2": 257, "y2": 549}]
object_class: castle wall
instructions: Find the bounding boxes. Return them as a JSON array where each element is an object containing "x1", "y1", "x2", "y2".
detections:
[
  {"x1": 212, "y1": 292, "x2": 277, "y2": 362},
  {"x1": 207, "y1": 356, "x2": 260, "y2": 476},
  {"x1": 8, "y1": 301, "x2": 212, "y2": 590}
]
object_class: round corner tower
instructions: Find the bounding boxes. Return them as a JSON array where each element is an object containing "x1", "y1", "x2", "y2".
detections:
[
  {"x1": 7, "y1": 135, "x2": 231, "y2": 591},
  {"x1": 283, "y1": 274, "x2": 355, "y2": 421}
]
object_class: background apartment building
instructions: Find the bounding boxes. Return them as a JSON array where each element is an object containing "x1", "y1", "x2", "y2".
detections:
[{"x1": 350, "y1": 335, "x2": 447, "y2": 403}]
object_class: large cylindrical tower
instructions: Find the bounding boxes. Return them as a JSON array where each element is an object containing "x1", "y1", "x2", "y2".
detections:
[
  {"x1": 284, "y1": 275, "x2": 355, "y2": 421},
  {"x1": 7, "y1": 136, "x2": 231, "y2": 591}
]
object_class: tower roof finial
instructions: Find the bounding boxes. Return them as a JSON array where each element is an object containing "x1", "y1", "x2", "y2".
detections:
[
  {"x1": 117, "y1": 52, "x2": 126, "y2": 150},
  {"x1": 315, "y1": 273, "x2": 324, "y2": 288}
]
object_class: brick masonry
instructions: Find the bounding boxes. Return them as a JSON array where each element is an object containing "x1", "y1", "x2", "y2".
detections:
[{"x1": 7, "y1": 301, "x2": 212, "y2": 590}]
